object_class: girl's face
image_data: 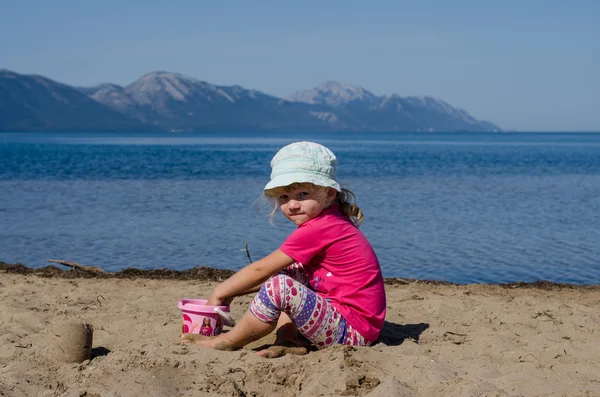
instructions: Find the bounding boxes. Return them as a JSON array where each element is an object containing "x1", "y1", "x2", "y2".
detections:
[{"x1": 276, "y1": 185, "x2": 336, "y2": 226}]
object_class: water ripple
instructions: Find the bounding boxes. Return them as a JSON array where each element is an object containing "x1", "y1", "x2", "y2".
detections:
[{"x1": 2, "y1": 132, "x2": 600, "y2": 284}]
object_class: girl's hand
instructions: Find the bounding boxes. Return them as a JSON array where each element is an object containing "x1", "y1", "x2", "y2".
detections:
[
  {"x1": 206, "y1": 250, "x2": 295, "y2": 307},
  {"x1": 207, "y1": 290, "x2": 233, "y2": 307}
]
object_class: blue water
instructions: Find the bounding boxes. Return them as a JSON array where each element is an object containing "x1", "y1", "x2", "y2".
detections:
[{"x1": 1, "y1": 131, "x2": 600, "y2": 284}]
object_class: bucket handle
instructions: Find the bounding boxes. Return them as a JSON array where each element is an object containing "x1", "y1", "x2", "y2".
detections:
[{"x1": 213, "y1": 307, "x2": 236, "y2": 327}]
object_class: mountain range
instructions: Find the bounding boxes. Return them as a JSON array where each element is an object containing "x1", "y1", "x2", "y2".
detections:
[{"x1": 0, "y1": 69, "x2": 500, "y2": 133}]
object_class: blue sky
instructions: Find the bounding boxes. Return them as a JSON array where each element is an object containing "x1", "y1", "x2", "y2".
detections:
[{"x1": 1, "y1": 0, "x2": 599, "y2": 131}]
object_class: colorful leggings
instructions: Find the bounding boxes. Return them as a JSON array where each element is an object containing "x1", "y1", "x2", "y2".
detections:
[{"x1": 249, "y1": 264, "x2": 369, "y2": 349}]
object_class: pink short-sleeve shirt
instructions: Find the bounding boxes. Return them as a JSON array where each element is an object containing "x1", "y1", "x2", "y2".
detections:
[{"x1": 279, "y1": 205, "x2": 386, "y2": 342}]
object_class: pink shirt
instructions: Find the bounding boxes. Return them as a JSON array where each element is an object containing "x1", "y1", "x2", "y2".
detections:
[{"x1": 279, "y1": 205, "x2": 386, "y2": 342}]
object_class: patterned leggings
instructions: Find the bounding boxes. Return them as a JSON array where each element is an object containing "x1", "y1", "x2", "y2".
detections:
[{"x1": 249, "y1": 264, "x2": 369, "y2": 349}]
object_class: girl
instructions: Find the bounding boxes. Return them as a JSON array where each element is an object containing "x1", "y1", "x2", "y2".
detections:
[{"x1": 182, "y1": 141, "x2": 386, "y2": 356}]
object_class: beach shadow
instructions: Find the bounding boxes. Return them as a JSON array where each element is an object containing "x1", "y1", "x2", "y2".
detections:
[
  {"x1": 248, "y1": 322, "x2": 430, "y2": 354},
  {"x1": 375, "y1": 321, "x2": 429, "y2": 346},
  {"x1": 91, "y1": 346, "x2": 111, "y2": 359}
]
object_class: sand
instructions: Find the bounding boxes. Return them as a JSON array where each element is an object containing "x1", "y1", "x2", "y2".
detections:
[{"x1": 1, "y1": 263, "x2": 599, "y2": 397}]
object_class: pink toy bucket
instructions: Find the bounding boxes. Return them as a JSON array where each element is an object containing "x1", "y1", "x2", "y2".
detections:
[{"x1": 178, "y1": 299, "x2": 231, "y2": 336}]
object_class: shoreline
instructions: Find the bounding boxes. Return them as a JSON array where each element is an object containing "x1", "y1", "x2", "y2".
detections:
[{"x1": 2, "y1": 261, "x2": 599, "y2": 290}]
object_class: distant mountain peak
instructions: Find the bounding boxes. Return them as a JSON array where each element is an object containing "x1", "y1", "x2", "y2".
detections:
[
  {"x1": 132, "y1": 70, "x2": 208, "y2": 88},
  {"x1": 125, "y1": 71, "x2": 237, "y2": 105},
  {"x1": 286, "y1": 80, "x2": 378, "y2": 107},
  {"x1": 134, "y1": 71, "x2": 218, "y2": 92}
]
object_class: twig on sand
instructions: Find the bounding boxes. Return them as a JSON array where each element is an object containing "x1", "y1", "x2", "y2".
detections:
[
  {"x1": 96, "y1": 295, "x2": 106, "y2": 307},
  {"x1": 46, "y1": 259, "x2": 105, "y2": 273}
]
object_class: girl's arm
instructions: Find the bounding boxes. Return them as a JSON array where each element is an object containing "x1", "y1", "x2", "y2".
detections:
[
  {"x1": 216, "y1": 284, "x2": 262, "y2": 306},
  {"x1": 207, "y1": 249, "x2": 295, "y2": 306}
]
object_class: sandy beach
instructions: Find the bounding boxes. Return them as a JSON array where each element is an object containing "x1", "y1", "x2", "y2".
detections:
[{"x1": 1, "y1": 263, "x2": 599, "y2": 397}]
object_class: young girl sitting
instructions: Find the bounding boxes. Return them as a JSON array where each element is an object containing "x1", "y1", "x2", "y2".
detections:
[{"x1": 182, "y1": 141, "x2": 386, "y2": 356}]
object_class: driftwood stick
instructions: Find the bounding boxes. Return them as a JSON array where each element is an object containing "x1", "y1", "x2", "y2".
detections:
[
  {"x1": 47, "y1": 259, "x2": 105, "y2": 273},
  {"x1": 244, "y1": 241, "x2": 253, "y2": 263}
]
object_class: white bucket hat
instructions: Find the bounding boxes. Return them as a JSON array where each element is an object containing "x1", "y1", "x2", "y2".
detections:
[{"x1": 264, "y1": 141, "x2": 342, "y2": 192}]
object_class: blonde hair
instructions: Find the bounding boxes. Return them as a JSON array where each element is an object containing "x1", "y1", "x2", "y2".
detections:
[
  {"x1": 334, "y1": 187, "x2": 364, "y2": 227},
  {"x1": 264, "y1": 183, "x2": 364, "y2": 227}
]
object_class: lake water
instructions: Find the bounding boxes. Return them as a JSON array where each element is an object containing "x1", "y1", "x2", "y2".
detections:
[{"x1": 1, "y1": 131, "x2": 599, "y2": 284}]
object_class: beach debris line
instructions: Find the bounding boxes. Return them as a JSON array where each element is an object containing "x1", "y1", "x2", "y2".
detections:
[{"x1": 46, "y1": 259, "x2": 105, "y2": 273}]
